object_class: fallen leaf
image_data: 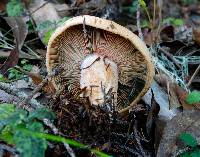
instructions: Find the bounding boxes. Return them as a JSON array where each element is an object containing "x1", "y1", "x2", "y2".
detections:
[
  {"x1": 28, "y1": 72, "x2": 56, "y2": 94},
  {"x1": 0, "y1": 17, "x2": 28, "y2": 75},
  {"x1": 175, "y1": 85, "x2": 193, "y2": 110},
  {"x1": 4, "y1": 17, "x2": 28, "y2": 49},
  {"x1": 154, "y1": 74, "x2": 181, "y2": 109}
]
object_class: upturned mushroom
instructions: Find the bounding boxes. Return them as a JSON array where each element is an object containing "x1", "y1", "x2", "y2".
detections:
[{"x1": 46, "y1": 15, "x2": 154, "y2": 113}]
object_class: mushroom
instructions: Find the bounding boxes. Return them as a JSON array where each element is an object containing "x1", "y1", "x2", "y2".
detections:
[{"x1": 46, "y1": 15, "x2": 154, "y2": 113}]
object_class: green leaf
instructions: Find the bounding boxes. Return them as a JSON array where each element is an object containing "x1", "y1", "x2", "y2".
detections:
[
  {"x1": 22, "y1": 64, "x2": 32, "y2": 71},
  {"x1": 0, "y1": 103, "x2": 15, "y2": 120},
  {"x1": 14, "y1": 122, "x2": 47, "y2": 157},
  {"x1": 141, "y1": 19, "x2": 149, "y2": 27},
  {"x1": 138, "y1": 0, "x2": 147, "y2": 8},
  {"x1": 6, "y1": 0, "x2": 23, "y2": 17},
  {"x1": 56, "y1": 17, "x2": 70, "y2": 26},
  {"x1": 179, "y1": 133, "x2": 198, "y2": 148},
  {"x1": 0, "y1": 125, "x2": 14, "y2": 144},
  {"x1": 0, "y1": 74, "x2": 5, "y2": 82},
  {"x1": 173, "y1": 19, "x2": 184, "y2": 26},
  {"x1": 17, "y1": 128, "x2": 111, "y2": 157},
  {"x1": 8, "y1": 68, "x2": 21, "y2": 80},
  {"x1": 186, "y1": 91, "x2": 200, "y2": 105},
  {"x1": 36, "y1": 20, "x2": 55, "y2": 31},
  {"x1": 21, "y1": 59, "x2": 28, "y2": 65},
  {"x1": 28, "y1": 107, "x2": 55, "y2": 121},
  {"x1": 190, "y1": 149, "x2": 200, "y2": 157},
  {"x1": 0, "y1": 109, "x2": 27, "y2": 130},
  {"x1": 43, "y1": 29, "x2": 55, "y2": 45},
  {"x1": 179, "y1": 152, "x2": 191, "y2": 157}
]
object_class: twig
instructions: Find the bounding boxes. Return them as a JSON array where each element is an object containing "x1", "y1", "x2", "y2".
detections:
[
  {"x1": 187, "y1": 64, "x2": 200, "y2": 87},
  {"x1": 159, "y1": 47, "x2": 181, "y2": 69},
  {"x1": 156, "y1": 0, "x2": 163, "y2": 38},
  {"x1": 136, "y1": 3, "x2": 144, "y2": 41},
  {"x1": 29, "y1": 1, "x2": 49, "y2": 15},
  {"x1": 0, "y1": 144, "x2": 18, "y2": 155},
  {"x1": 63, "y1": 143, "x2": 76, "y2": 157}
]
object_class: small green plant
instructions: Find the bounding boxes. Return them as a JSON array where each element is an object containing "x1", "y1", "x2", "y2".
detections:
[
  {"x1": 0, "y1": 104, "x2": 110, "y2": 157},
  {"x1": 0, "y1": 74, "x2": 5, "y2": 81},
  {"x1": 179, "y1": 132, "x2": 200, "y2": 157},
  {"x1": 0, "y1": 104, "x2": 54, "y2": 157},
  {"x1": 7, "y1": 59, "x2": 33, "y2": 80},
  {"x1": 36, "y1": 17, "x2": 70, "y2": 44},
  {"x1": 6, "y1": 0, "x2": 23, "y2": 17},
  {"x1": 186, "y1": 91, "x2": 200, "y2": 105},
  {"x1": 162, "y1": 17, "x2": 184, "y2": 26},
  {"x1": 7, "y1": 68, "x2": 21, "y2": 80}
]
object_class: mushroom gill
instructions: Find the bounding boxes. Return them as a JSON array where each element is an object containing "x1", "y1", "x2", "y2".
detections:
[{"x1": 46, "y1": 15, "x2": 154, "y2": 113}]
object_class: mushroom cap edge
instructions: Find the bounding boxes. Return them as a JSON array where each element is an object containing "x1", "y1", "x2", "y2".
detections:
[{"x1": 46, "y1": 15, "x2": 155, "y2": 114}]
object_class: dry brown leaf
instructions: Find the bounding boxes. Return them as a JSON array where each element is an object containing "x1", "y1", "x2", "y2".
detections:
[
  {"x1": 0, "y1": 17, "x2": 28, "y2": 75},
  {"x1": 155, "y1": 74, "x2": 193, "y2": 110},
  {"x1": 154, "y1": 74, "x2": 180, "y2": 109},
  {"x1": 175, "y1": 85, "x2": 194, "y2": 110},
  {"x1": 28, "y1": 72, "x2": 56, "y2": 94}
]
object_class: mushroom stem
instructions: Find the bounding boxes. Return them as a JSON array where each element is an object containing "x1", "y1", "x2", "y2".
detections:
[{"x1": 80, "y1": 54, "x2": 118, "y2": 109}]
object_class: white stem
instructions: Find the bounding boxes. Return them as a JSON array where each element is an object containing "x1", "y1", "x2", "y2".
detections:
[{"x1": 80, "y1": 54, "x2": 118, "y2": 109}]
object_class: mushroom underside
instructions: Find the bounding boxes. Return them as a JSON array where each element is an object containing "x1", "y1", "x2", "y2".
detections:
[{"x1": 48, "y1": 25, "x2": 148, "y2": 111}]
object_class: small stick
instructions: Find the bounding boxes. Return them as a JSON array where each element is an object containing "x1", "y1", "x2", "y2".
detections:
[
  {"x1": 187, "y1": 64, "x2": 200, "y2": 87},
  {"x1": 159, "y1": 47, "x2": 181, "y2": 69},
  {"x1": 136, "y1": 4, "x2": 144, "y2": 41},
  {"x1": 64, "y1": 143, "x2": 76, "y2": 157},
  {"x1": 29, "y1": 1, "x2": 49, "y2": 15},
  {"x1": 0, "y1": 144, "x2": 18, "y2": 155}
]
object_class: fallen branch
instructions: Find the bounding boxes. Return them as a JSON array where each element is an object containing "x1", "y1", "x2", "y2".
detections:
[
  {"x1": 159, "y1": 47, "x2": 181, "y2": 69},
  {"x1": 187, "y1": 64, "x2": 200, "y2": 87}
]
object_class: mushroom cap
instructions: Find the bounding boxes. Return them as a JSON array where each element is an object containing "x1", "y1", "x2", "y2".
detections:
[{"x1": 46, "y1": 15, "x2": 154, "y2": 113}]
